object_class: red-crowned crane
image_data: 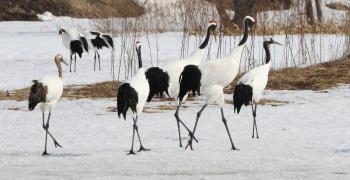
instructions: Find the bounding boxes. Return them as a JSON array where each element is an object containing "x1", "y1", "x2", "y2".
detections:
[
  {"x1": 178, "y1": 16, "x2": 255, "y2": 150},
  {"x1": 81, "y1": 30, "x2": 115, "y2": 71},
  {"x1": 58, "y1": 28, "x2": 89, "y2": 72},
  {"x1": 28, "y1": 54, "x2": 68, "y2": 155},
  {"x1": 117, "y1": 42, "x2": 150, "y2": 155},
  {"x1": 145, "y1": 20, "x2": 217, "y2": 147},
  {"x1": 233, "y1": 37, "x2": 283, "y2": 138}
]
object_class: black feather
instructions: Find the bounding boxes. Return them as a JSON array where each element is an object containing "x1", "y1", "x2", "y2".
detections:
[
  {"x1": 145, "y1": 67, "x2": 170, "y2": 102},
  {"x1": 70, "y1": 40, "x2": 84, "y2": 58},
  {"x1": 233, "y1": 83, "x2": 253, "y2": 113},
  {"x1": 80, "y1": 37, "x2": 89, "y2": 52},
  {"x1": 28, "y1": 80, "x2": 47, "y2": 111},
  {"x1": 91, "y1": 36, "x2": 108, "y2": 49},
  {"x1": 178, "y1": 65, "x2": 202, "y2": 102},
  {"x1": 102, "y1": 34, "x2": 114, "y2": 49},
  {"x1": 117, "y1": 83, "x2": 138, "y2": 119}
]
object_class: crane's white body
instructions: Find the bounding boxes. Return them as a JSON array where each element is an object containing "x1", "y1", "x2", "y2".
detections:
[
  {"x1": 80, "y1": 30, "x2": 96, "y2": 51},
  {"x1": 126, "y1": 68, "x2": 149, "y2": 117},
  {"x1": 61, "y1": 28, "x2": 85, "y2": 50},
  {"x1": 39, "y1": 76, "x2": 63, "y2": 113},
  {"x1": 237, "y1": 63, "x2": 271, "y2": 102},
  {"x1": 165, "y1": 49, "x2": 205, "y2": 101},
  {"x1": 199, "y1": 45, "x2": 245, "y2": 106}
]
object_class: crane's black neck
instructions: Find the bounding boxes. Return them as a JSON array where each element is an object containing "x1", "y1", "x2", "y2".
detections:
[
  {"x1": 238, "y1": 20, "x2": 250, "y2": 46},
  {"x1": 263, "y1": 42, "x2": 271, "y2": 64},
  {"x1": 137, "y1": 47, "x2": 142, "y2": 68},
  {"x1": 199, "y1": 26, "x2": 212, "y2": 49}
]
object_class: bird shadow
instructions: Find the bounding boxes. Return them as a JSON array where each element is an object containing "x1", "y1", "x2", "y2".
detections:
[{"x1": 48, "y1": 153, "x2": 88, "y2": 157}]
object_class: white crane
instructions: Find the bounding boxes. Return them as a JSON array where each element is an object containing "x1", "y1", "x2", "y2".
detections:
[
  {"x1": 178, "y1": 16, "x2": 255, "y2": 150},
  {"x1": 28, "y1": 54, "x2": 68, "y2": 155},
  {"x1": 145, "y1": 20, "x2": 217, "y2": 147},
  {"x1": 58, "y1": 28, "x2": 89, "y2": 72},
  {"x1": 81, "y1": 30, "x2": 115, "y2": 71},
  {"x1": 117, "y1": 42, "x2": 150, "y2": 155},
  {"x1": 233, "y1": 37, "x2": 282, "y2": 138}
]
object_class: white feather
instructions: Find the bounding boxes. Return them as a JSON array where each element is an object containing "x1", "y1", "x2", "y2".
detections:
[
  {"x1": 237, "y1": 63, "x2": 271, "y2": 102},
  {"x1": 165, "y1": 49, "x2": 205, "y2": 99},
  {"x1": 127, "y1": 68, "x2": 149, "y2": 117},
  {"x1": 38, "y1": 75, "x2": 63, "y2": 113}
]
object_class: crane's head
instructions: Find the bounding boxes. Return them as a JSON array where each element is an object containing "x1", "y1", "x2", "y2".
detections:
[
  {"x1": 208, "y1": 20, "x2": 217, "y2": 31},
  {"x1": 263, "y1": 37, "x2": 283, "y2": 46},
  {"x1": 136, "y1": 41, "x2": 141, "y2": 51},
  {"x1": 58, "y1": 27, "x2": 65, "y2": 35},
  {"x1": 55, "y1": 54, "x2": 68, "y2": 66},
  {"x1": 28, "y1": 80, "x2": 47, "y2": 111},
  {"x1": 244, "y1": 16, "x2": 256, "y2": 30}
]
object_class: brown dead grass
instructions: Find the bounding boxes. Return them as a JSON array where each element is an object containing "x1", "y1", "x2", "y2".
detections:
[
  {"x1": 1, "y1": 57, "x2": 349, "y2": 102},
  {"x1": 224, "y1": 56, "x2": 350, "y2": 94}
]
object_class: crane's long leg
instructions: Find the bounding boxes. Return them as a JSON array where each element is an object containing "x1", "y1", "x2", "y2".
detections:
[
  {"x1": 74, "y1": 53, "x2": 77, "y2": 72},
  {"x1": 220, "y1": 108, "x2": 238, "y2": 150},
  {"x1": 185, "y1": 104, "x2": 207, "y2": 150},
  {"x1": 94, "y1": 51, "x2": 97, "y2": 71},
  {"x1": 251, "y1": 103, "x2": 259, "y2": 138},
  {"x1": 43, "y1": 113, "x2": 62, "y2": 148},
  {"x1": 174, "y1": 103, "x2": 198, "y2": 147},
  {"x1": 97, "y1": 51, "x2": 101, "y2": 71},
  {"x1": 133, "y1": 116, "x2": 150, "y2": 152},
  {"x1": 127, "y1": 119, "x2": 137, "y2": 155},
  {"x1": 42, "y1": 113, "x2": 49, "y2": 155},
  {"x1": 70, "y1": 52, "x2": 73, "y2": 72}
]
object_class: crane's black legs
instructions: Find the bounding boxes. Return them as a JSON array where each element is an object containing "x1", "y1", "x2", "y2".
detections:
[
  {"x1": 93, "y1": 51, "x2": 101, "y2": 71},
  {"x1": 127, "y1": 116, "x2": 149, "y2": 155},
  {"x1": 94, "y1": 51, "x2": 97, "y2": 71},
  {"x1": 251, "y1": 103, "x2": 259, "y2": 138},
  {"x1": 133, "y1": 117, "x2": 150, "y2": 152},
  {"x1": 185, "y1": 104, "x2": 207, "y2": 150},
  {"x1": 74, "y1": 53, "x2": 77, "y2": 72},
  {"x1": 127, "y1": 118, "x2": 137, "y2": 155},
  {"x1": 42, "y1": 113, "x2": 62, "y2": 156},
  {"x1": 174, "y1": 103, "x2": 198, "y2": 147},
  {"x1": 70, "y1": 52, "x2": 73, "y2": 72},
  {"x1": 220, "y1": 108, "x2": 238, "y2": 150},
  {"x1": 97, "y1": 51, "x2": 101, "y2": 71}
]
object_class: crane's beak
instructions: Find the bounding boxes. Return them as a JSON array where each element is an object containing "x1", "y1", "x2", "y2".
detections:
[
  {"x1": 273, "y1": 40, "x2": 283, "y2": 46},
  {"x1": 61, "y1": 59, "x2": 69, "y2": 66},
  {"x1": 212, "y1": 31, "x2": 217, "y2": 43}
]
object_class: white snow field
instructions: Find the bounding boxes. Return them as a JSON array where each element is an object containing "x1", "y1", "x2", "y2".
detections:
[
  {"x1": 0, "y1": 85, "x2": 349, "y2": 179},
  {"x1": 0, "y1": 20, "x2": 347, "y2": 90}
]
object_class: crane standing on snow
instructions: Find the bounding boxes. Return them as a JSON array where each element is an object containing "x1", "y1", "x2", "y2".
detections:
[
  {"x1": 28, "y1": 54, "x2": 68, "y2": 155},
  {"x1": 234, "y1": 37, "x2": 283, "y2": 138},
  {"x1": 178, "y1": 16, "x2": 256, "y2": 150},
  {"x1": 117, "y1": 42, "x2": 150, "y2": 155},
  {"x1": 81, "y1": 30, "x2": 115, "y2": 71},
  {"x1": 58, "y1": 28, "x2": 89, "y2": 72},
  {"x1": 145, "y1": 20, "x2": 218, "y2": 147}
]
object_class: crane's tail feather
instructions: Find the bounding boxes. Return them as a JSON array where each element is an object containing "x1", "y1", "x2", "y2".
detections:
[
  {"x1": 70, "y1": 40, "x2": 84, "y2": 58},
  {"x1": 117, "y1": 83, "x2": 138, "y2": 119},
  {"x1": 178, "y1": 65, "x2": 202, "y2": 102},
  {"x1": 233, "y1": 84, "x2": 253, "y2": 113},
  {"x1": 145, "y1": 67, "x2": 170, "y2": 102}
]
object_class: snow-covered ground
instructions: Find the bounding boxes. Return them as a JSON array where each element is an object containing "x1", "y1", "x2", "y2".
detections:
[
  {"x1": 0, "y1": 85, "x2": 349, "y2": 179},
  {"x1": 0, "y1": 20, "x2": 347, "y2": 90}
]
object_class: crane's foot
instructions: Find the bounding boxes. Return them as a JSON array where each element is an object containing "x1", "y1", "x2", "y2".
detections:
[
  {"x1": 138, "y1": 146, "x2": 150, "y2": 152},
  {"x1": 185, "y1": 139, "x2": 194, "y2": 151},
  {"x1": 231, "y1": 146, "x2": 239, "y2": 151},
  {"x1": 42, "y1": 151, "x2": 50, "y2": 156},
  {"x1": 54, "y1": 141, "x2": 62, "y2": 148},
  {"x1": 127, "y1": 150, "x2": 136, "y2": 155}
]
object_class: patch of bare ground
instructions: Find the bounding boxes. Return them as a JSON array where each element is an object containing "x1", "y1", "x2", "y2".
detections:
[
  {"x1": 1, "y1": 57, "x2": 349, "y2": 103},
  {"x1": 224, "y1": 56, "x2": 350, "y2": 94}
]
